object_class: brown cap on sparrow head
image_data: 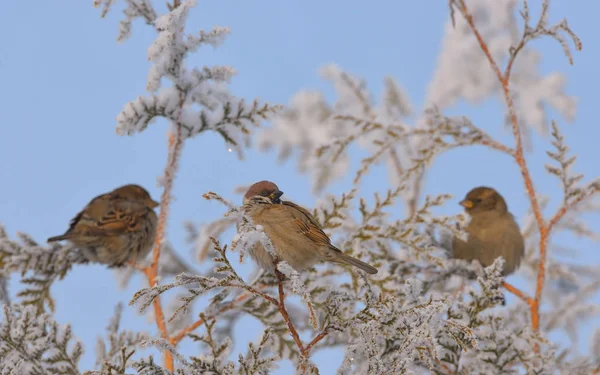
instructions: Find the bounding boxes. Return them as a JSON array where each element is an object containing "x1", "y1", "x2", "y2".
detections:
[
  {"x1": 47, "y1": 184, "x2": 159, "y2": 267},
  {"x1": 109, "y1": 184, "x2": 160, "y2": 208},
  {"x1": 452, "y1": 186, "x2": 524, "y2": 276},
  {"x1": 241, "y1": 180, "x2": 378, "y2": 275},
  {"x1": 243, "y1": 180, "x2": 284, "y2": 205}
]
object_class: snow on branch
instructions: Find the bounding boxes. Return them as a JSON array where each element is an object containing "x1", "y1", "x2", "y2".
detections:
[
  {"x1": 89, "y1": 0, "x2": 282, "y2": 370},
  {"x1": 442, "y1": 0, "x2": 579, "y2": 136},
  {"x1": 0, "y1": 225, "x2": 87, "y2": 314},
  {"x1": 128, "y1": 324, "x2": 278, "y2": 374},
  {"x1": 90, "y1": 303, "x2": 150, "y2": 374},
  {"x1": 545, "y1": 121, "x2": 600, "y2": 230},
  {"x1": 2, "y1": 1, "x2": 598, "y2": 374},
  {"x1": 237, "y1": 328, "x2": 279, "y2": 374},
  {"x1": 261, "y1": 1, "x2": 580, "y2": 200},
  {"x1": 130, "y1": 237, "x2": 276, "y2": 321},
  {"x1": 98, "y1": 0, "x2": 281, "y2": 158},
  {"x1": 94, "y1": 0, "x2": 157, "y2": 41},
  {"x1": 0, "y1": 304, "x2": 83, "y2": 375}
]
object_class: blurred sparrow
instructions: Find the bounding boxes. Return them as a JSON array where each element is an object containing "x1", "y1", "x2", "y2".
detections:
[
  {"x1": 452, "y1": 186, "x2": 524, "y2": 276},
  {"x1": 48, "y1": 184, "x2": 159, "y2": 267},
  {"x1": 242, "y1": 180, "x2": 378, "y2": 275}
]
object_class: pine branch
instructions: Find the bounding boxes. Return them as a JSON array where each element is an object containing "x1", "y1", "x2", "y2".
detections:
[
  {"x1": 0, "y1": 304, "x2": 83, "y2": 375},
  {"x1": 93, "y1": 303, "x2": 149, "y2": 374},
  {"x1": 0, "y1": 227, "x2": 86, "y2": 314},
  {"x1": 451, "y1": 0, "x2": 585, "y2": 338}
]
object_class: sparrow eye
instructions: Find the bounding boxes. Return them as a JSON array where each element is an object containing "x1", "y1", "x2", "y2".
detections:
[
  {"x1": 260, "y1": 190, "x2": 269, "y2": 197},
  {"x1": 472, "y1": 198, "x2": 482, "y2": 204}
]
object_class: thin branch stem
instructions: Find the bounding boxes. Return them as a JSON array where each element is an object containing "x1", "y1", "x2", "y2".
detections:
[
  {"x1": 227, "y1": 282, "x2": 279, "y2": 306},
  {"x1": 456, "y1": 0, "x2": 550, "y2": 334},
  {"x1": 170, "y1": 316, "x2": 204, "y2": 346},
  {"x1": 304, "y1": 329, "x2": 329, "y2": 355},
  {"x1": 480, "y1": 138, "x2": 515, "y2": 156},
  {"x1": 272, "y1": 272, "x2": 329, "y2": 364},
  {"x1": 389, "y1": 148, "x2": 405, "y2": 182},
  {"x1": 170, "y1": 290, "x2": 257, "y2": 345},
  {"x1": 502, "y1": 282, "x2": 534, "y2": 306},
  {"x1": 166, "y1": 268, "x2": 327, "y2": 367},
  {"x1": 277, "y1": 277, "x2": 305, "y2": 354},
  {"x1": 143, "y1": 89, "x2": 186, "y2": 370},
  {"x1": 425, "y1": 347, "x2": 455, "y2": 375},
  {"x1": 454, "y1": 1, "x2": 504, "y2": 86},
  {"x1": 547, "y1": 191, "x2": 594, "y2": 233}
]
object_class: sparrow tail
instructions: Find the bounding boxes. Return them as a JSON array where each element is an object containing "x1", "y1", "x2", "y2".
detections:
[
  {"x1": 338, "y1": 253, "x2": 378, "y2": 275},
  {"x1": 47, "y1": 234, "x2": 70, "y2": 242}
]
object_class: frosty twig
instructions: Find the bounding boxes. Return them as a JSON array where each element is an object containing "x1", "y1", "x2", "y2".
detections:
[
  {"x1": 452, "y1": 0, "x2": 585, "y2": 334},
  {"x1": 142, "y1": 113, "x2": 184, "y2": 371}
]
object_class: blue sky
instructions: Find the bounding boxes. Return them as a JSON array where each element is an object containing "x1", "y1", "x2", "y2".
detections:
[{"x1": 0, "y1": 1, "x2": 598, "y2": 373}]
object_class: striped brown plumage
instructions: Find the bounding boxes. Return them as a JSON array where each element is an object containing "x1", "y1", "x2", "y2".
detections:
[{"x1": 48, "y1": 184, "x2": 159, "y2": 267}]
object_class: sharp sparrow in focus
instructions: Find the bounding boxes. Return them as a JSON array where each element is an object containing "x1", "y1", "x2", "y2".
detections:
[
  {"x1": 242, "y1": 181, "x2": 378, "y2": 275},
  {"x1": 452, "y1": 186, "x2": 524, "y2": 276},
  {"x1": 48, "y1": 184, "x2": 159, "y2": 267}
]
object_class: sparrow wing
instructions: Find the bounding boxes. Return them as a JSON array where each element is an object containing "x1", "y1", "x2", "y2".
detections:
[
  {"x1": 279, "y1": 201, "x2": 336, "y2": 249},
  {"x1": 249, "y1": 200, "x2": 377, "y2": 274},
  {"x1": 452, "y1": 234, "x2": 483, "y2": 261},
  {"x1": 487, "y1": 215, "x2": 525, "y2": 274},
  {"x1": 52, "y1": 192, "x2": 112, "y2": 239},
  {"x1": 281, "y1": 201, "x2": 322, "y2": 227},
  {"x1": 71, "y1": 198, "x2": 149, "y2": 236},
  {"x1": 283, "y1": 201, "x2": 376, "y2": 274}
]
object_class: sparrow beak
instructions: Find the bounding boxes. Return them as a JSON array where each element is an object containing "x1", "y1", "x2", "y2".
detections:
[
  {"x1": 149, "y1": 199, "x2": 160, "y2": 208},
  {"x1": 270, "y1": 190, "x2": 284, "y2": 201},
  {"x1": 460, "y1": 199, "x2": 474, "y2": 208}
]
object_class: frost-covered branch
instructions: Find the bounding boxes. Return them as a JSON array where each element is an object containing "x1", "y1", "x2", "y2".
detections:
[
  {"x1": 90, "y1": 303, "x2": 149, "y2": 374},
  {"x1": 449, "y1": 0, "x2": 595, "y2": 339},
  {"x1": 0, "y1": 304, "x2": 83, "y2": 374},
  {"x1": 545, "y1": 122, "x2": 600, "y2": 232},
  {"x1": 0, "y1": 226, "x2": 87, "y2": 314},
  {"x1": 3, "y1": 1, "x2": 598, "y2": 374},
  {"x1": 90, "y1": 0, "x2": 281, "y2": 370}
]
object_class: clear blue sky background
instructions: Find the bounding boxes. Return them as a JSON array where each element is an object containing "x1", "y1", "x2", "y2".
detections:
[{"x1": 0, "y1": 1, "x2": 598, "y2": 373}]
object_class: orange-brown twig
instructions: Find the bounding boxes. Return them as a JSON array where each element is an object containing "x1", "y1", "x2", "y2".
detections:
[
  {"x1": 142, "y1": 127, "x2": 184, "y2": 370},
  {"x1": 480, "y1": 139, "x2": 514, "y2": 156},
  {"x1": 165, "y1": 271, "x2": 326, "y2": 368},
  {"x1": 273, "y1": 273, "x2": 329, "y2": 362},
  {"x1": 424, "y1": 347, "x2": 454, "y2": 375},
  {"x1": 170, "y1": 314, "x2": 204, "y2": 346},
  {"x1": 547, "y1": 188, "x2": 597, "y2": 233},
  {"x1": 170, "y1": 288, "x2": 266, "y2": 345},
  {"x1": 304, "y1": 329, "x2": 329, "y2": 354},
  {"x1": 277, "y1": 277, "x2": 305, "y2": 353},
  {"x1": 455, "y1": 0, "x2": 562, "y2": 335},
  {"x1": 502, "y1": 281, "x2": 534, "y2": 306}
]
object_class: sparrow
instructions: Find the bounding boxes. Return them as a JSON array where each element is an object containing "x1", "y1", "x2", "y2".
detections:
[
  {"x1": 452, "y1": 186, "x2": 524, "y2": 276},
  {"x1": 241, "y1": 180, "x2": 378, "y2": 275},
  {"x1": 47, "y1": 184, "x2": 159, "y2": 267}
]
